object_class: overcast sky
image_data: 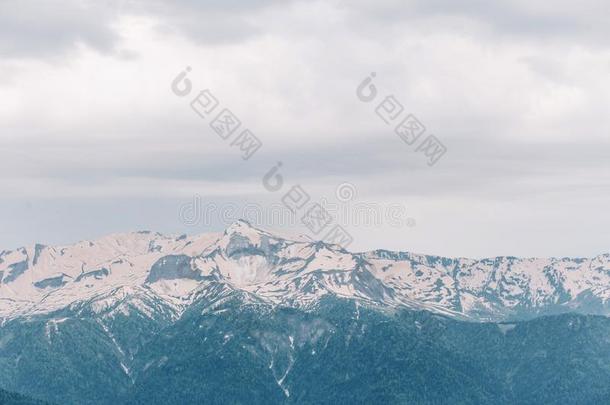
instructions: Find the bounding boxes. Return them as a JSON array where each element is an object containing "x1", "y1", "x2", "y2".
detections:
[{"x1": 1, "y1": 0, "x2": 609, "y2": 258}]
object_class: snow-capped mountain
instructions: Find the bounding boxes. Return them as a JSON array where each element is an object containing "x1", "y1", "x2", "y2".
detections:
[
  {"x1": 1, "y1": 221, "x2": 610, "y2": 404},
  {"x1": 1, "y1": 220, "x2": 609, "y2": 322}
]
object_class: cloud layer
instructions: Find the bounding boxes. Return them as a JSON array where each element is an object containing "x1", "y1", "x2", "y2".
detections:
[{"x1": 1, "y1": 0, "x2": 609, "y2": 257}]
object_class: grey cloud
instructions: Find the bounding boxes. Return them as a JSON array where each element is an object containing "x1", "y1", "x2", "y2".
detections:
[
  {"x1": 3, "y1": 131, "x2": 608, "y2": 203},
  {"x1": 343, "y1": 0, "x2": 610, "y2": 45},
  {"x1": 0, "y1": 0, "x2": 121, "y2": 59},
  {"x1": 129, "y1": 0, "x2": 295, "y2": 45},
  {"x1": 0, "y1": 0, "x2": 294, "y2": 60},
  {"x1": 3, "y1": 0, "x2": 606, "y2": 61}
]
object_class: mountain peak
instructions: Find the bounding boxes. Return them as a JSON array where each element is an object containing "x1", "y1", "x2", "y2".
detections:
[
  {"x1": 223, "y1": 219, "x2": 274, "y2": 240},
  {"x1": 226, "y1": 218, "x2": 262, "y2": 233},
  {"x1": 225, "y1": 218, "x2": 255, "y2": 231}
]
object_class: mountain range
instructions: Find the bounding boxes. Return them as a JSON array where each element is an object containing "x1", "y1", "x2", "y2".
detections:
[{"x1": 0, "y1": 220, "x2": 609, "y2": 404}]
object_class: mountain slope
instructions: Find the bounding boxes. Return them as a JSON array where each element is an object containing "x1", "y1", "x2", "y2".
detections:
[
  {"x1": 0, "y1": 388, "x2": 49, "y2": 405},
  {"x1": 2, "y1": 294, "x2": 610, "y2": 404}
]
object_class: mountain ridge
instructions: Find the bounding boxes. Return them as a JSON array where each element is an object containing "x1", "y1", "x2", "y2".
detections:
[{"x1": 1, "y1": 220, "x2": 609, "y2": 322}]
